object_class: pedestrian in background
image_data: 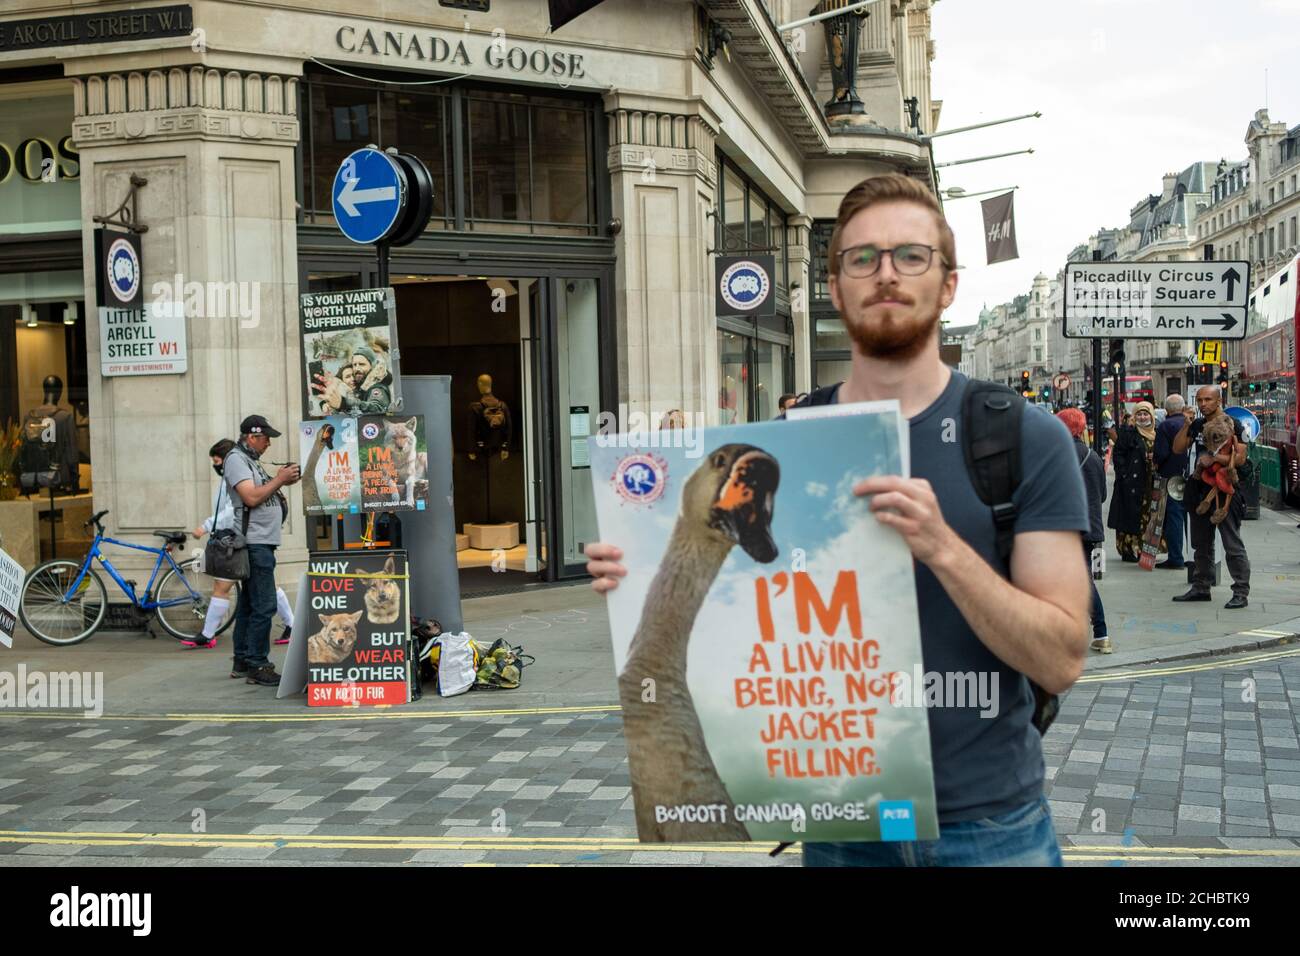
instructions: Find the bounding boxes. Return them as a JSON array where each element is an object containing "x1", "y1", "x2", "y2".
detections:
[
  {"x1": 225, "y1": 415, "x2": 300, "y2": 686},
  {"x1": 1173, "y1": 386, "x2": 1251, "y2": 609},
  {"x1": 189, "y1": 437, "x2": 296, "y2": 650},
  {"x1": 1153, "y1": 394, "x2": 1188, "y2": 570},
  {"x1": 1107, "y1": 401, "x2": 1162, "y2": 563},
  {"x1": 1059, "y1": 408, "x2": 1110, "y2": 654}
]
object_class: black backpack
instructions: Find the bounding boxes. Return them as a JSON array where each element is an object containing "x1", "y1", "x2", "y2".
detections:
[{"x1": 792, "y1": 377, "x2": 1059, "y2": 736}]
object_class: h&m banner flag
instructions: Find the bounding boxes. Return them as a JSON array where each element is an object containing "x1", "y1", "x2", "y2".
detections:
[{"x1": 981, "y1": 191, "x2": 1019, "y2": 265}]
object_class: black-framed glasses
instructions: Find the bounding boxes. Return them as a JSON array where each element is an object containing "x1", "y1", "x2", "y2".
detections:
[{"x1": 838, "y1": 243, "x2": 946, "y2": 278}]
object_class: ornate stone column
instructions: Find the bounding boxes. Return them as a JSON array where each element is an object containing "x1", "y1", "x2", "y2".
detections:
[
  {"x1": 71, "y1": 61, "x2": 307, "y2": 575},
  {"x1": 787, "y1": 214, "x2": 813, "y2": 394},
  {"x1": 605, "y1": 96, "x2": 721, "y2": 425}
]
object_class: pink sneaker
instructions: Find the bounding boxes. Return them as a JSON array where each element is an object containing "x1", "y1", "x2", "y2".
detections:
[
  {"x1": 182, "y1": 636, "x2": 218, "y2": 649},
  {"x1": 274, "y1": 628, "x2": 291, "y2": 646}
]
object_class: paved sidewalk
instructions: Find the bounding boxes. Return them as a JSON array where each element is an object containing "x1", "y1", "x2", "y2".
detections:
[
  {"x1": 1087, "y1": 506, "x2": 1300, "y2": 670},
  {"x1": 4, "y1": 506, "x2": 1297, "y2": 718}
]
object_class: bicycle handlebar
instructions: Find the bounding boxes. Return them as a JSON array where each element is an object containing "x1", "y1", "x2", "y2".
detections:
[{"x1": 85, "y1": 509, "x2": 109, "y2": 532}]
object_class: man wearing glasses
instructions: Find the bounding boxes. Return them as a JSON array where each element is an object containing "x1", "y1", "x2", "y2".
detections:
[{"x1": 586, "y1": 174, "x2": 1090, "y2": 867}]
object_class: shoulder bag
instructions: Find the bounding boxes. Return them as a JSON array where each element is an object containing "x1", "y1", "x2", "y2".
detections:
[{"x1": 204, "y1": 469, "x2": 251, "y2": 582}]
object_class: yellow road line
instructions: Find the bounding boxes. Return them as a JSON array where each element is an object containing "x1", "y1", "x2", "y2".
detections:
[
  {"x1": 1, "y1": 829, "x2": 1294, "y2": 861},
  {"x1": 0, "y1": 703, "x2": 623, "y2": 723},
  {"x1": 1079, "y1": 646, "x2": 1300, "y2": 682},
  {"x1": 0, "y1": 830, "x2": 790, "y2": 854}
]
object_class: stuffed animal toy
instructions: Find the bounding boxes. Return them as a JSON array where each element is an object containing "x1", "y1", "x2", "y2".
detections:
[{"x1": 1193, "y1": 415, "x2": 1239, "y2": 525}]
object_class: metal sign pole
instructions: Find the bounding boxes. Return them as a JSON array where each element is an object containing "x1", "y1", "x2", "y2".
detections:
[{"x1": 1091, "y1": 338, "x2": 1103, "y2": 453}]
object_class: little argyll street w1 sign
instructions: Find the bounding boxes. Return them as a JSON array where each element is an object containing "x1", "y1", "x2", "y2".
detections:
[{"x1": 1063, "y1": 261, "x2": 1250, "y2": 340}]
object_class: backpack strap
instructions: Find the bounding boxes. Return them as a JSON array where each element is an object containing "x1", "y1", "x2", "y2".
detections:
[
  {"x1": 789, "y1": 383, "x2": 841, "y2": 410},
  {"x1": 961, "y1": 379, "x2": 1024, "y2": 567}
]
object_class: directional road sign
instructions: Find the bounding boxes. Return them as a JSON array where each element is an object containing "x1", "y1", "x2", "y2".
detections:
[
  {"x1": 1052, "y1": 372, "x2": 1071, "y2": 391},
  {"x1": 1062, "y1": 260, "x2": 1250, "y2": 340},
  {"x1": 332, "y1": 147, "x2": 407, "y2": 245}
]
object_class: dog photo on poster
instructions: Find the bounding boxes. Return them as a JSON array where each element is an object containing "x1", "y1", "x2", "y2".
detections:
[
  {"x1": 358, "y1": 415, "x2": 429, "y2": 512},
  {"x1": 305, "y1": 550, "x2": 411, "y2": 707}
]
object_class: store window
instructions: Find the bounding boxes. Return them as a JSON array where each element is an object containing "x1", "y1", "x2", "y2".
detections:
[
  {"x1": 809, "y1": 218, "x2": 849, "y2": 389},
  {"x1": 714, "y1": 154, "x2": 793, "y2": 422},
  {"x1": 301, "y1": 73, "x2": 600, "y2": 237},
  {"x1": 717, "y1": 328, "x2": 750, "y2": 425}
]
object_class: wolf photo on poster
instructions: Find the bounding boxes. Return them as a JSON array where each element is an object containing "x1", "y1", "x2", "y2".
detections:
[
  {"x1": 358, "y1": 415, "x2": 429, "y2": 512},
  {"x1": 305, "y1": 550, "x2": 411, "y2": 707},
  {"x1": 588, "y1": 412, "x2": 937, "y2": 845},
  {"x1": 300, "y1": 288, "x2": 402, "y2": 418},
  {"x1": 299, "y1": 416, "x2": 361, "y2": 515}
]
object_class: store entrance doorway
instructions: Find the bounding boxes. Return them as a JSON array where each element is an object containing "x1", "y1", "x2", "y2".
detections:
[{"x1": 392, "y1": 276, "x2": 534, "y2": 593}]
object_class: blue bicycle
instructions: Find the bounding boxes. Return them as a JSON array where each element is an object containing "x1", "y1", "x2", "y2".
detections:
[{"x1": 18, "y1": 509, "x2": 238, "y2": 646}]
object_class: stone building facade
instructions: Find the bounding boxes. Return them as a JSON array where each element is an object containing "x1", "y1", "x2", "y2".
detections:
[{"x1": 0, "y1": 0, "x2": 940, "y2": 583}]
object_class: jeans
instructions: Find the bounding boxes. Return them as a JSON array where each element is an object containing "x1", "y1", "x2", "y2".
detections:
[
  {"x1": 803, "y1": 796, "x2": 1062, "y2": 867},
  {"x1": 1162, "y1": 493, "x2": 1185, "y2": 565},
  {"x1": 232, "y1": 544, "x2": 277, "y2": 669},
  {"x1": 1189, "y1": 505, "x2": 1250, "y2": 598},
  {"x1": 1084, "y1": 542, "x2": 1107, "y2": 640}
]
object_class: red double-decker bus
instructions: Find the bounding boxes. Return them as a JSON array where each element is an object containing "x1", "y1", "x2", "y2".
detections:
[{"x1": 1240, "y1": 254, "x2": 1299, "y2": 505}]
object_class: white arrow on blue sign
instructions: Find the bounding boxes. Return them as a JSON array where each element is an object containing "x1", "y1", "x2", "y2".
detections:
[{"x1": 332, "y1": 147, "x2": 407, "y2": 245}]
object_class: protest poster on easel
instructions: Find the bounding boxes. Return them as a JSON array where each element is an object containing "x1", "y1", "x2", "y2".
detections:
[
  {"x1": 588, "y1": 410, "x2": 937, "y2": 844},
  {"x1": 0, "y1": 544, "x2": 23, "y2": 648},
  {"x1": 297, "y1": 549, "x2": 413, "y2": 707},
  {"x1": 300, "y1": 416, "x2": 428, "y2": 516}
]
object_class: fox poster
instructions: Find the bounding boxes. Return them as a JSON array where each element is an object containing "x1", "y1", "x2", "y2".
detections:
[
  {"x1": 588, "y1": 411, "x2": 937, "y2": 844},
  {"x1": 299, "y1": 415, "x2": 428, "y2": 515}
]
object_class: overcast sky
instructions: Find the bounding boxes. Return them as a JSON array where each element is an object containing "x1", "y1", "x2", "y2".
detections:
[{"x1": 929, "y1": 0, "x2": 1300, "y2": 328}]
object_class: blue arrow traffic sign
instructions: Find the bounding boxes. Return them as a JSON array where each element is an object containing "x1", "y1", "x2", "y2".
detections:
[{"x1": 332, "y1": 147, "x2": 406, "y2": 245}]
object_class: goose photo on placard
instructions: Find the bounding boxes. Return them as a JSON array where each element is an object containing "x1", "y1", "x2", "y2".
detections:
[
  {"x1": 300, "y1": 416, "x2": 360, "y2": 515},
  {"x1": 589, "y1": 412, "x2": 937, "y2": 844}
]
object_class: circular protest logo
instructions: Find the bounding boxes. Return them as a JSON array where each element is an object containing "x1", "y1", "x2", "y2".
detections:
[
  {"x1": 106, "y1": 237, "x2": 140, "y2": 304},
  {"x1": 361, "y1": 421, "x2": 380, "y2": 440},
  {"x1": 720, "y1": 260, "x2": 770, "y2": 312},
  {"x1": 303, "y1": 424, "x2": 315, "y2": 438},
  {"x1": 613, "y1": 454, "x2": 667, "y2": 505}
]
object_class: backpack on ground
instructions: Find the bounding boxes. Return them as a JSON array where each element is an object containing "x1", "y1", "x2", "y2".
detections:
[
  {"x1": 793, "y1": 378, "x2": 1060, "y2": 735},
  {"x1": 473, "y1": 638, "x2": 535, "y2": 690}
]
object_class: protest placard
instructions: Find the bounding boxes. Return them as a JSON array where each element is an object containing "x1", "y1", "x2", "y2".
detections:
[
  {"x1": 588, "y1": 411, "x2": 937, "y2": 843},
  {"x1": 304, "y1": 550, "x2": 411, "y2": 707}
]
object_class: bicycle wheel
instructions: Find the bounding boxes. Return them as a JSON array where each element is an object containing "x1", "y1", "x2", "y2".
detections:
[
  {"x1": 154, "y1": 559, "x2": 239, "y2": 642},
  {"x1": 18, "y1": 560, "x2": 107, "y2": 646}
]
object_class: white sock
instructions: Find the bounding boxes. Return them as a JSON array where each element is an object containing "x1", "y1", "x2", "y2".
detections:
[
  {"x1": 203, "y1": 597, "x2": 231, "y2": 639},
  {"x1": 276, "y1": 588, "x2": 294, "y2": 630}
]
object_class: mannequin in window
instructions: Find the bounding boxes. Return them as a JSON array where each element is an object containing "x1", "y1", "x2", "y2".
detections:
[
  {"x1": 468, "y1": 374, "x2": 511, "y2": 461},
  {"x1": 19, "y1": 375, "x2": 80, "y2": 494}
]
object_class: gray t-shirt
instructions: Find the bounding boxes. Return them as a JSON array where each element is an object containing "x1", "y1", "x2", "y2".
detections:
[
  {"x1": 799, "y1": 371, "x2": 1088, "y2": 822},
  {"x1": 223, "y1": 445, "x2": 283, "y2": 547}
]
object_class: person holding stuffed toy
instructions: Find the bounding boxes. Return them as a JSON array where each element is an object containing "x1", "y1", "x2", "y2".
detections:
[{"x1": 1172, "y1": 386, "x2": 1250, "y2": 609}]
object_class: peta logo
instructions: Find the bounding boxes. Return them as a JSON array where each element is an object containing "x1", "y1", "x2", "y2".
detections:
[
  {"x1": 719, "y1": 260, "x2": 770, "y2": 312},
  {"x1": 49, "y1": 886, "x2": 151, "y2": 936}
]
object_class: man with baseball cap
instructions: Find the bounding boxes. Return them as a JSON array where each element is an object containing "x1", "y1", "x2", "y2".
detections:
[{"x1": 223, "y1": 414, "x2": 300, "y2": 685}]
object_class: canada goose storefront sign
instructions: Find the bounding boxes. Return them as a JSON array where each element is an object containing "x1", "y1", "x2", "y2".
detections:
[
  {"x1": 94, "y1": 228, "x2": 142, "y2": 309},
  {"x1": 613, "y1": 454, "x2": 668, "y2": 505},
  {"x1": 715, "y1": 254, "x2": 776, "y2": 317},
  {"x1": 588, "y1": 412, "x2": 939, "y2": 845}
]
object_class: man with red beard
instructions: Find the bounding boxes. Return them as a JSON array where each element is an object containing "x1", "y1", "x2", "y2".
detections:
[{"x1": 586, "y1": 174, "x2": 1091, "y2": 866}]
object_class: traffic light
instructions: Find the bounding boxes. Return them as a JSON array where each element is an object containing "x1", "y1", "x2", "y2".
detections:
[
  {"x1": 1020, "y1": 370, "x2": 1030, "y2": 396},
  {"x1": 1217, "y1": 360, "x2": 1229, "y2": 385},
  {"x1": 1108, "y1": 342, "x2": 1125, "y2": 373}
]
